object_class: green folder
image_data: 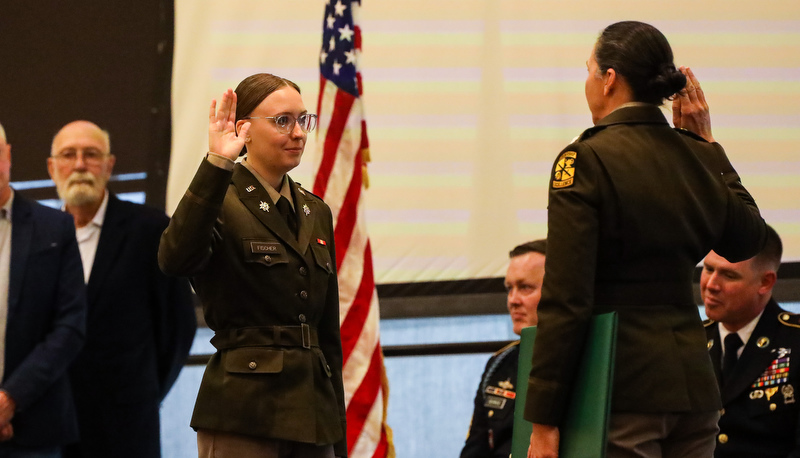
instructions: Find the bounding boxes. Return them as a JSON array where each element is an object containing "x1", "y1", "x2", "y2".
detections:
[{"x1": 511, "y1": 312, "x2": 618, "y2": 458}]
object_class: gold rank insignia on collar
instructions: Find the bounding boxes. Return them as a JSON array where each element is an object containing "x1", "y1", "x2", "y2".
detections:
[{"x1": 553, "y1": 151, "x2": 577, "y2": 189}]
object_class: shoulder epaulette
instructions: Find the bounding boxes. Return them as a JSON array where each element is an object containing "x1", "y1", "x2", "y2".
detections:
[
  {"x1": 296, "y1": 183, "x2": 324, "y2": 201},
  {"x1": 703, "y1": 318, "x2": 715, "y2": 328},
  {"x1": 576, "y1": 125, "x2": 607, "y2": 142},
  {"x1": 778, "y1": 311, "x2": 800, "y2": 329},
  {"x1": 674, "y1": 128, "x2": 709, "y2": 143},
  {"x1": 493, "y1": 340, "x2": 520, "y2": 357}
]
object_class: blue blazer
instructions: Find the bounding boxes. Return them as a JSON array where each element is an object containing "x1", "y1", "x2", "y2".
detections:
[
  {"x1": 3, "y1": 192, "x2": 86, "y2": 447},
  {"x1": 66, "y1": 194, "x2": 196, "y2": 458}
]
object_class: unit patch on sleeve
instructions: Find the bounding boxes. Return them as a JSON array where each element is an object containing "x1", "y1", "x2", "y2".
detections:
[{"x1": 553, "y1": 151, "x2": 577, "y2": 189}]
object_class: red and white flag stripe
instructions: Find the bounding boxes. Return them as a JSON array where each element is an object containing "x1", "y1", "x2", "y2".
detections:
[{"x1": 313, "y1": 1, "x2": 393, "y2": 456}]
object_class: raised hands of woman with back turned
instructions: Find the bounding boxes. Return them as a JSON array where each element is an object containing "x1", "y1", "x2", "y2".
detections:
[
  {"x1": 672, "y1": 66, "x2": 715, "y2": 143},
  {"x1": 209, "y1": 88, "x2": 250, "y2": 160}
]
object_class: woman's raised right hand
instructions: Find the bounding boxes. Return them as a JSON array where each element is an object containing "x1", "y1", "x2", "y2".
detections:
[{"x1": 208, "y1": 89, "x2": 250, "y2": 160}]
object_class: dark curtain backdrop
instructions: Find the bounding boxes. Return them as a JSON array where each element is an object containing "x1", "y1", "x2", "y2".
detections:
[{"x1": 0, "y1": 1, "x2": 173, "y2": 209}]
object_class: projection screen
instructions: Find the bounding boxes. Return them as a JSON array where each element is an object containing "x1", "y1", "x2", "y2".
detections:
[{"x1": 170, "y1": 0, "x2": 800, "y2": 284}]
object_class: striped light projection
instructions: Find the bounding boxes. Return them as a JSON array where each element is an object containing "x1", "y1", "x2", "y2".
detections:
[{"x1": 172, "y1": 0, "x2": 800, "y2": 283}]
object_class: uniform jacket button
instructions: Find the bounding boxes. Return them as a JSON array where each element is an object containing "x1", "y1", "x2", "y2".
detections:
[
  {"x1": 718, "y1": 433, "x2": 728, "y2": 444},
  {"x1": 299, "y1": 314, "x2": 306, "y2": 323},
  {"x1": 249, "y1": 361, "x2": 257, "y2": 370},
  {"x1": 299, "y1": 290, "x2": 308, "y2": 300},
  {"x1": 299, "y1": 266, "x2": 308, "y2": 276},
  {"x1": 263, "y1": 255, "x2": 272, "y2": 264},
  {"x1": 770, "y1": 403, "x2": 777, "y2": 411}
]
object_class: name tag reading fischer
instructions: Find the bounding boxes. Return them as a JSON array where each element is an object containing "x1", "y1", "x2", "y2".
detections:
[{"x1": 251, "y1": 242, "x2": 281, "y2": 254}]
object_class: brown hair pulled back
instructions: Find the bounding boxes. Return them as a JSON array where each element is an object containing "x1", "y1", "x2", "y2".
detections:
[
  {"x1": 234, "y1": 73, "x2": 301, "y2": 122},
  {"x1": 595, "y1": 21, "x2": 686, "y2": 105},
  {"x1": 234, "y1": 73, "x2": 302, "y2": 156}
]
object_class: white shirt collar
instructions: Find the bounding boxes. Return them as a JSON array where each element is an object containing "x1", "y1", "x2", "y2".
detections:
[
  {"x1": 91, "y1": 190, "x2": 110, "y2": 227},
  {"x1": 718, "y1": 309, "x2": 764, "y2": 350},
  {"x1": 1, "y1": 189, "x2": 14, "y2": 221}
]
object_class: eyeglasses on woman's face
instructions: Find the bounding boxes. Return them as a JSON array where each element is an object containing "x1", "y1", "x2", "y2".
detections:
[{"x1": 243, "y1": 113, "x2": 318, "y2": 135}]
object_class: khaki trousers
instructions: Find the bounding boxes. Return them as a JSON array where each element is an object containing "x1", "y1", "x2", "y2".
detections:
[
  {"x1": 606, "y1": 411, "x2": 720, "y2": 458},
  {"x1": 197, "y1": 429, "x2": 335, "y2": 458}
]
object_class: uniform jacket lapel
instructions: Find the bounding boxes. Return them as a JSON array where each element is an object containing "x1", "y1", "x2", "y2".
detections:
[
  {"x1": 721, "y1": 300, "x2": 784, "y2": 404},
  {"x1": 708, "y1": 325, "x2": 723, "y2": 384},
  {"x1": 291, "y1": 178, "x2": 317, "y2": 256},
  {"x1": 8, "y1": 195, "x2": 33, "y2": 320},
  {"x1": 87, "y1": 194, "x2": 129, "y2": 307},
  {"x1": 232, "y1": 165, "x2": 312, "y2": 256}
]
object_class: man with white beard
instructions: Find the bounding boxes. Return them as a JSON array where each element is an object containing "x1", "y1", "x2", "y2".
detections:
[{"x1": 48, "y1": 121, "x2": 196, "y2": 458}]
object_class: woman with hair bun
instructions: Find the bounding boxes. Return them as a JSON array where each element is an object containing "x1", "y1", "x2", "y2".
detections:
[
  {"x1": 159, "y1": 74, "x2": 346, "y2": 457},
  {"x1": 523, "y1": 21, "x2": 766, "y2": 457}
]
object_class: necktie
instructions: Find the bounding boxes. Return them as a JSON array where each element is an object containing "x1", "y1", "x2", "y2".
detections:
[
  {"x1": 722, "y1": 332, "x2": 743, "y2": 386},
  {"x1": 276, "y1": 196, "x2": 298, "y2": 238}
]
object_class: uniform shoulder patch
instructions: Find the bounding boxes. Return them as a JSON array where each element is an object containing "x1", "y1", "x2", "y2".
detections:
[
  {"x1": 779, "y1": 311, "x2": 800, "y2": 329},
  {"x1": 703, "y1": 318, "x2": 715, "y2": 328},
  {"x1": 552, "y1": 151, "x2": 577, "y2": 189}
]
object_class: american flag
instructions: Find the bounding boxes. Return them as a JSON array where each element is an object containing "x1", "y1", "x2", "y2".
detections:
[{"x1": 313, "y1": 1, "x2": 393, "y2": 457}]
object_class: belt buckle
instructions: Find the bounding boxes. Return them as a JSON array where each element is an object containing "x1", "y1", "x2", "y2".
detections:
[{"x1": 301, "y1": 323, "x2": 311, "y2": 349}]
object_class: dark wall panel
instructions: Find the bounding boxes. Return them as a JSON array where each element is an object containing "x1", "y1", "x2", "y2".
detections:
[{"x1": 0, "y1": 1, "x2": 173, "y2": 208}]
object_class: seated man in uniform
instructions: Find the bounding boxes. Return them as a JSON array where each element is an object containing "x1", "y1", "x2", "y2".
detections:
[
  {"x1": 460, "y1": 240, "x2": 545, "y2": 458},
  {"x1": 702, "y1": 225, "x2": 800, "y2": 457}
]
